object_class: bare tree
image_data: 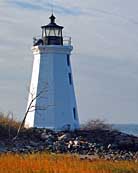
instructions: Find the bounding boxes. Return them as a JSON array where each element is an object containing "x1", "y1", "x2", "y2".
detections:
[{"x1": 13, "y1": 86, "x2": 51, "y2": 140}]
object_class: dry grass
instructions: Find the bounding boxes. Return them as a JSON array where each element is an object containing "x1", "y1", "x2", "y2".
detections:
[
  {"x1": 0, "y1": 153, "x2": 138, "y2": 173},
  {"x1": 0, "y1": 113, "x2": 20, "y2": 129},
  {"x1": 0, "y1": 112, "x2": 20, "y2": 138}
]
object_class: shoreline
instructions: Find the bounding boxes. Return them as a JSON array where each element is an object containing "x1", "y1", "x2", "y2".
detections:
[{"x1": 0, "y1": 128, "x2": 138, "y2": 161}]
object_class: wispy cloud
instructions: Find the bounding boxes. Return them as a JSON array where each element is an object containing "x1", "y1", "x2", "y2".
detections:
[
  {"x1": 8, "y1": 0, "x2": 83, "y2": 16},
  {"x1": 86, "y1": 7, "x2": 138, "y2": 26},
  {"x1": 9, "y1": 0, "x2": 48, "y2": 10},
  {"x1": 6, "y1": 0, "x2": 138, "y2": 23},
  {"x1": 49, "y1": 2, "x2": 83, "y2": 15}
]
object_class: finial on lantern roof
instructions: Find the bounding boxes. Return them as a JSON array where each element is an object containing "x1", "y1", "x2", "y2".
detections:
[{"x1": 49, "y1": 14, "x2": 56, "y2": 23}]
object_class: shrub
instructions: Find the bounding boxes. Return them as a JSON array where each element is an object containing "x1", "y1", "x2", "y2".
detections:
[
  {"x1": 81, "y1": 119, "x2": 112, "y2": 130},
  {"x1": 0, "y1": 112, "x2": 20, "y2": 138}
]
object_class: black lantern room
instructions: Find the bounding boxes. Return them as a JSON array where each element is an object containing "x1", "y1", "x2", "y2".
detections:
[{"x1": 41, "y1": 14, "x2": 64, "y2": 45}]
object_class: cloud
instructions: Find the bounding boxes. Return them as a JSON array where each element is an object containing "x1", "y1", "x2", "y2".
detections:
[
  {"x1": 7, "y1": 0, "x2": 83, "y2": 16},
  {"x1": 9, "y1": 1, "x2": 45, "y2": 10},
  {"x1": 0, "y1": 0, "x2": 138, "y2": 123}
]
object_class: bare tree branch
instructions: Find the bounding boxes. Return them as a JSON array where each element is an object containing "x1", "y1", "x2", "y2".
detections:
[{"x1": 13, "y1": 86, "x2": 49, "y2": 140}]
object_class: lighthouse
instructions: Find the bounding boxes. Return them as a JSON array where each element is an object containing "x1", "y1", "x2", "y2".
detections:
[{"x1": 24, "y1": 14, "x2": 80, "y2": 131}]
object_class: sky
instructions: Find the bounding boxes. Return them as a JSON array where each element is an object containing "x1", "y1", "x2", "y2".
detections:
[{"x1": 0, "y1": 0, "x2": 138, "y2": 124}]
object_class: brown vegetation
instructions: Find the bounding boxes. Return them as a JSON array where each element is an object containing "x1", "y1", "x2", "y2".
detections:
[
  {"x1": 0, "y1": 112, "x2": 20, "y2": 138},
  {"x1": 81, "y1": 119, "x2": 112, "y2": 130},
  {"x1": 0, "y1": 112, "x2": 20, "y2": 128},
  {"x1": 0, "y1": 153, "x2": 138, "y2": 173}
]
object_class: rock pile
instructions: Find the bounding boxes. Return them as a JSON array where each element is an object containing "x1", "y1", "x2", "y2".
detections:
[{"x1": 0, "y1": 128, "x2": 138, "y2": 160}]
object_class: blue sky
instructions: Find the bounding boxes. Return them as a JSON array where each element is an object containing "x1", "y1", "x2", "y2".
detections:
[{"x1": 0, "y1": 0, "x2": 138, "y2": 123}]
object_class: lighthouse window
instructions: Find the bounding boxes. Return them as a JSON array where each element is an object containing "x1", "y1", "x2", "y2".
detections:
[
  {"x1": 67, "y1": 55, "x2": 70, "y2": 66},
  {"x1": 42, "y1": 28, "x2": 46, "y2": 37},
  {"x1": 58, "y1": 29, "x2": 62, "y2": 36},
  {"x1": 54, "y1": 29, "x2": 58, "y2": 36},
  {"x1": 68, "y1": 73, "x2": 72, "y2": 85},
  {"x1": 73, "y1": 108, "x2": 77, "y2": 120},
  {"x1": 49, "y1": 29, "x2": 55, "y2": 36}
]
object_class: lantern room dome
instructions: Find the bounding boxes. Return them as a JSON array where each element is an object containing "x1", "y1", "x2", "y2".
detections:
[
  {"x1": 41, "y1": 14, "x2": 64, "y2": 29},
  {"x1": 41, "y1": 14, "x2": 64, "y2": 45}
]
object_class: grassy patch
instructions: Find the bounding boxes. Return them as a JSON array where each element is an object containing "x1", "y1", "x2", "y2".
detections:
[{"x1": 0, "y1": 153, "x2": 138, "y2": 173}]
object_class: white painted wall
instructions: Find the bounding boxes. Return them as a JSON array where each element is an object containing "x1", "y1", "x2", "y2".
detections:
[{"x1": 24, "y1": 45, "x2": 80, "y2": 130}]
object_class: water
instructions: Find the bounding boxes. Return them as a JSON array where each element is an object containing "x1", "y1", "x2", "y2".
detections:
[{"x1": 112, "y1": 124, "x2": 138, "y2": 137}]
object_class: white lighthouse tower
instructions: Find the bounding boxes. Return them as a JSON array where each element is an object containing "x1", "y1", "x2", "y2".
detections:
[{"x1": 24, "y1": 14, "x2": 80, "y2": 131}]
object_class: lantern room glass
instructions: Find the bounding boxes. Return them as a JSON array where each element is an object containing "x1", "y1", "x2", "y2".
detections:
[
  {"x1": 49, "y1": 29, "x2": 55, "y2": 36},
  {"x1": 42, "y1": 28, "x2": 46, "y2": 37},
  {"x1": 55, "y1": 28, "x2": 62, "y2": 36},
  {"x1": 45, "y1": 28, "x2": 62, "y2": 37}
]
